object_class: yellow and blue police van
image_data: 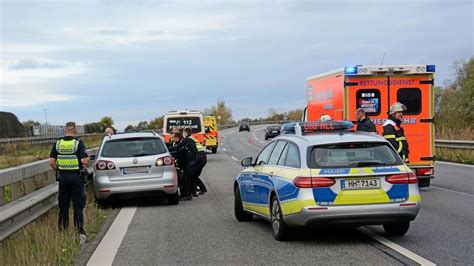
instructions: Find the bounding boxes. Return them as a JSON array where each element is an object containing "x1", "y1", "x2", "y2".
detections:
[{"x1": 234, "y1": 120, "x2": 421, "y2": 241}]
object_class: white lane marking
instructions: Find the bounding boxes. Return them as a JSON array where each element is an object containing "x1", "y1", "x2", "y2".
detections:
[
  {"x1": 223, "y1": 148, "x2": 227, "y2": 152},
  {"x1": 431, "y1": 185, "x2": 474, "y2": 197},
  {"x1": 358, "y1": 227, "x2": 436, "y2": 266},
  {"x1": 87, "y1": 207, "x2": 138, "y2": 266},
  {"x1": 231, "y1": 156, "x2": 239, "y2": 162},
  {"x1": 437, "y1": 161, "x2": 474, "y2": 168},
  {"x1": 259, "y1": 140, "x2": 265, "y2": 143}
]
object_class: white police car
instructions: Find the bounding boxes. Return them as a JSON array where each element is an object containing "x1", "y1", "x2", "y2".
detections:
[{"x1": 234, "y1": 121, "x2": 420, "y2": 241}]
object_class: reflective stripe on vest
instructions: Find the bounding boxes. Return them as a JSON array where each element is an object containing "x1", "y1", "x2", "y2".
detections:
[
  {"x1": 384, "y1": 134, "x2": 396, "y2": 139},
  {"x1": 56, "y1": 139, "x2": 80, "y2": 170},
  {"x1": 190, "y1": 137, "x2": 206, "y2": 153}
]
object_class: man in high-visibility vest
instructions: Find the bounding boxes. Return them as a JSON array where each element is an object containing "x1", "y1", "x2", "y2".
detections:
[
  {"x1": 49, "y1": 122, "x2": 89, "y2": 244},
  {"x1": 383, "y1": 102, "x2": 409, "y2": 163}
]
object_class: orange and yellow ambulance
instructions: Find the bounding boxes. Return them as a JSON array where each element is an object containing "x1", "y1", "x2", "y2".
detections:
[
  {"x1": 304, "y1": 65, "x2": 436, "y2": 187},
  {"x1": 204, "y1": 116, "x2": 219, "y2": 154}
]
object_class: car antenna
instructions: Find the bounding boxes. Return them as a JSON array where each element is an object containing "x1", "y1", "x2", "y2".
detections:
[{"x1": 380, "y1": 52, "x2": 386, "y2": 65}]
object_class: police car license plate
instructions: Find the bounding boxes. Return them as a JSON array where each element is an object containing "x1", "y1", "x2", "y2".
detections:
[
  {"x1": 122, "y1": 167, "x2": 149, "y2": 174},
  {"x1": 341, "y1": 178, "x2": 380, "y2": 190}
]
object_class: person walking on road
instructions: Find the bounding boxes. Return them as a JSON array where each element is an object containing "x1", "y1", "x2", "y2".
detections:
[
  {"x1": 355, "y1": 108, "x2": 377, "y2": 133},
  {"x1": 49, "y1": 122, "x2": 89, "y2": 244},
  {"x1": 383, "y1": 102, "x2": 409, "y2": 163}
]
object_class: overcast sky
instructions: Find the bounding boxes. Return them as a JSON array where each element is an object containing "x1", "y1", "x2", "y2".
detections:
[{"x1": 1, "y1": 0, "x2": 473, "y2": 130}]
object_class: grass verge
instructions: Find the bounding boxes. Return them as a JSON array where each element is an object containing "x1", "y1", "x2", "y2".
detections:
[
  {"x1": 1, "y1": 184, "x2": 110, "y2": 265},
  {"x1": 436, "y1": 147, "x2": 474, "y2": 165},
  {"x1": 0, "y1": 135, "x2": 102, "y2": 170}
]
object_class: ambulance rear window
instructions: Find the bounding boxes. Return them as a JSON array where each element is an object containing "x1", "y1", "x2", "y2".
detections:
[
  {"x1": 356, "y1": 89, "x2": 381, "y2": 116},
  {"x1": 397, "y1": 88, "x2": 421, "y2": 115}
]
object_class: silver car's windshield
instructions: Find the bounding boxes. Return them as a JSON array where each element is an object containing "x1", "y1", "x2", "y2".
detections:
[
  {"x1": 101, "y1": 137, "x2": 167, "y2": 158},
  {"x1": 309, "y1": 142, "x2": 402, "y2": 168}
]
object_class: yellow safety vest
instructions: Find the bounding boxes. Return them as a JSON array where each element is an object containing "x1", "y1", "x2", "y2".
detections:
[
  {"x1": 190, "y1": 137, "x2": 206, "y2": 153},
  {"x1": 56, "y1": 138, "x2": 80, "y2": 170}
]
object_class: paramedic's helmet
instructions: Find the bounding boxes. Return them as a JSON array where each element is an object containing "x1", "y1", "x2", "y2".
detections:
[
  {"x1": 320, "y1": 114, "x2": 332, "y2": 121},
  {"x1": 388, "y1": 102, "x2": 407, "y2": 115}
]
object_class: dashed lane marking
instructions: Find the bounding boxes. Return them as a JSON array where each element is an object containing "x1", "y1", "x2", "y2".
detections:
[
  {"x1": 231, "y1": 156, "x2": 239, "y2": 162},
  {"x1": 358, "y1": 227, "x2": 436, "y2": 266}
]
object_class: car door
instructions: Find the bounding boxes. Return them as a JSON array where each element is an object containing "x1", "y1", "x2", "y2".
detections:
[
  {"x1": 244, "y1": 142, "x2": 276, "y2": 209},
  {"x1": 254, "y1": 141, "x2": 288, "y2": 213}
]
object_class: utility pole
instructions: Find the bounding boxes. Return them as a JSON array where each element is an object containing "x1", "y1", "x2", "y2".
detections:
[{"x1": 44, "y1": 108, "x2": 48, "y2": 125}]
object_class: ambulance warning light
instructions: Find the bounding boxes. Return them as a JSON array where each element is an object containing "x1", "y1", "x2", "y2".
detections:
[
  {"x1": 426, "y1": 65, "x2": 436, "y2": 73},
  {"x1": 344, "y1": 66, "x2": 358, "y2": 75}
]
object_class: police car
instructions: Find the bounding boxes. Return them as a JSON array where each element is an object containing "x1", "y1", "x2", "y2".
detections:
[{"x1": 234, "y1": 121, "x2": 420, "y2": 241}]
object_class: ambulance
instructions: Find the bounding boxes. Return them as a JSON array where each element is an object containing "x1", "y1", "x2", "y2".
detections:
[
  {"x1": 204, "y1": 116, "x2": 219, "y2": 154},
  {"x1": 163, "y1": 110, "x2": 206, "y2": 146},
  {"x1": 304, "y1": 65, "x2": 436, "y2": 187}
]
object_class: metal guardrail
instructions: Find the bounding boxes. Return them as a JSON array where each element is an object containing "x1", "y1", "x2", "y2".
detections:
[
  {"x1": 0, "y1": 134, "x2": 102, "y2": 147},
  {"x1": 0, "y1": 148, "x2": 99, "y2": 241},
  {"x1": 434, "y1": 139, "x2": 474, "y2": 149}
]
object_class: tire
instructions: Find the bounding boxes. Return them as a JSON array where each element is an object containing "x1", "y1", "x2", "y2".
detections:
[
  {"x1": 234, "y1": 187, "x2": 253, "y2": 221},
  {"x1": 383, "y1": 222, "x2": 410, "y2": 236},
  {"x1": 211, "y1": 147, "x2": 217, "y2": 154},
  {"x1": 95, "y1": 198, "x2": 109, "y2": 209},
  {"x1": 418, "y1": 178, "x2": 430, "y2": 188},
  {"x1": 168, "y1": 192, "x2": 179, "y2": 205},
  {"x1": 270, "y1": 196, "x2": 290, "y2": 241}
]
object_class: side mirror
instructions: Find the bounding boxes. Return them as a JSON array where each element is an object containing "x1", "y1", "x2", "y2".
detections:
[
  {"x1": 241, "y1": 157, "x2": 253, "y2": 167},
  {"x1": 89, "y1": 155, "x2": 96, "y2": 161}
]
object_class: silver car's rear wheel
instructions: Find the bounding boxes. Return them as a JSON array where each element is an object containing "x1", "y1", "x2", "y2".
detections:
[{"x1": 270, "y1": 196, "x2": 289, "y2": 241}]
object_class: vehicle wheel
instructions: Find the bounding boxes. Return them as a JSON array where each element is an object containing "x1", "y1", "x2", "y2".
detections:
[
  {"x1": 234, "y1": 187, "x2": 253, "y2": 221},
  {"x1": 168, "y1": 192, "x2": 179, "y2": 205},
  {"x1": 418, "y1": 178, "x2": 430, "y2": 188},
  {"x1": 271, "y1": 196, "x2": 289, "y2": 241},
  {"x1": 212, "y1": 148, "x2": 217, "y2": 154},
  {"x1": 383, "y1": 222, "x2": 410, "y2": 236},
  {"x1": 95, "y1": 198, "x2": 109, "y2": 209}
]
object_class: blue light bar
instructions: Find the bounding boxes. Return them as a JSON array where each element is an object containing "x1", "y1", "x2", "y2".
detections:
[
  {"x1": 298, "y1": 121, "x2": 354, "y2": 135},
  {"x1": 344, "y1": 66, "x2": 358, "y2": 75},
  {"x1": 426, "y1": 65, "x2": 436, "y2": 72}
]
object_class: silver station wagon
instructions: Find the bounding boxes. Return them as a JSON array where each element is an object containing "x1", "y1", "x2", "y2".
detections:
[{"x1": 92, "y1": 132, "x2": 179, "y2": 205}]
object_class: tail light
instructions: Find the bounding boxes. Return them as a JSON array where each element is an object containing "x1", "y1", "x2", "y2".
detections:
[
  {"x1": 96, "y1": 160, "x2": 116, "y2": 170},
  {"x1": 415, "y1": 167, "x2": 434, "y2": 176},
  {"x1": 294, "y1": 176, "x2": 335, "y2": 188},
  {"x1": 386, "y1": 172, "x2": 417, "y2": 184},
  {"x1": 156, "y1": 156, "x2": 174, "y2": 167}
]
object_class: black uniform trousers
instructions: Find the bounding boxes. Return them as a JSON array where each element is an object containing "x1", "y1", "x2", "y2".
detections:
[
  {"x1": 58, "y1": 172, "x2": 86, "y2": 233},
  {"x1": 186, "y1": 153, "x2": 207, "y2": 193}
]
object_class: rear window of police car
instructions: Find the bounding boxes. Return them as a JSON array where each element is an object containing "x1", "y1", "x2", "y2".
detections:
[
  {"x1": 101, "y1": 137, "x2": 167, "y2": 158},
  {"x1": 308, "y1": 142, "x2": 403, "y2": 169}
]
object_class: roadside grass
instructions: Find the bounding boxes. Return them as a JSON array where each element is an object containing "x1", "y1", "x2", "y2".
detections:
[
  {"x1": 0, "y1": 135, "x2": 102, "y2": 170},
  {"x1": 1, "y1": 184, "x2": 110, "y2": 265},
  {"x1": 435, "y1": 128, "x2": 473, "y2": 164}
]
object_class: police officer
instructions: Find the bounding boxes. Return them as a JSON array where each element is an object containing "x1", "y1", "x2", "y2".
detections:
[
  {"x1": 383, "y1": 102, "x2": 409, "y2": 163},
  {"x1": 169, "y1": 132, "x2": 191, "y2": 199},
  {"x1": 320, "y1": 114, "x2": 332, "y2": 121},
  {"x1": 166, "y1": 126, "x2": 180, "y2": 149},
  {"x1": 355, "y1": 108, "x2": 377, "y2": 133},
  {"x1": 49, "y1": 122, "x2": 89, "y2": 243}
]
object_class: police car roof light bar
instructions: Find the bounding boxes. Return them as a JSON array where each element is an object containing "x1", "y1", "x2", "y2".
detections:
[{"x1": 297, "y1": 121, "x2": 354, "y2": 135}]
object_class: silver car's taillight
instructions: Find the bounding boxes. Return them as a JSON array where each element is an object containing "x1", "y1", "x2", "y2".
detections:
[
  {"x1": 96, "y1": 160, "x2": 116, "y2": 170},
  {"x1": 156, "y1": 156, "x2": 174, "y2": 167}
]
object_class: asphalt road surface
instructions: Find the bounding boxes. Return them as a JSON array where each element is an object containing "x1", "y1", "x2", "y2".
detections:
[{"x1": 86, "y1": 125, "x2": 473, "y2": 265}]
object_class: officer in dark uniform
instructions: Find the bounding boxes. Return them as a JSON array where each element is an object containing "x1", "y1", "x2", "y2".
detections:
[
  {"x1": 383, "y1": 102, "x2": 409, "y2": 163},
  {"x1": 355, "y1": 108, "x2": 377, "y2": 133},
  {"x1": 169, "y1": 132, "x2": 191, "y2": 200},
  {"x1": 49, "y1": 122, "x2": 89, "y2": 242}
]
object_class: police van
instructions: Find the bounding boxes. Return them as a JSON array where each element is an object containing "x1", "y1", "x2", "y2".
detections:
[{"x1": 304, "y1": 65, "x2": 436, "y2": 187}]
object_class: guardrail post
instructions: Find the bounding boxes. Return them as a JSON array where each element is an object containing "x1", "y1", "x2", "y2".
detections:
[
  {"x1": 0, "y1": 187, "x2": 4, "y2": 206},
  {"x1": 24, "y1": 177, "x2": 35, "y2": 194},
  {"x1": 10, "y1": 182, "x2": 23, "y2": 201}
]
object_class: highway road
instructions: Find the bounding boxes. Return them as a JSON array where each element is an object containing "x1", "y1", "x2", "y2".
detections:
[{"x1": 85, "y1": 125, "x2": 473, "y2": 265}]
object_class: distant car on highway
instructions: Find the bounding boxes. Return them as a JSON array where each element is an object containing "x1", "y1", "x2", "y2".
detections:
[
  {"x1": 264, "y1": 125, "x2": 281, "y2": 140},
  {"x1": 234, "y1": 121, "x2": 420, "y2": 241},
  {"x1": 239, "y1": 122, "x2": 250, "y2": 132},
  {"x1": 92, "y1": 132, "x2": 179, "y2": 206}
]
